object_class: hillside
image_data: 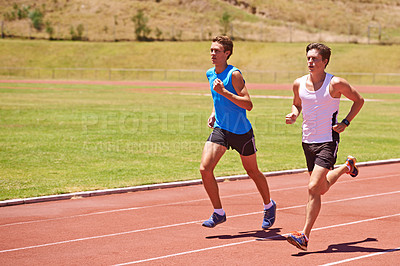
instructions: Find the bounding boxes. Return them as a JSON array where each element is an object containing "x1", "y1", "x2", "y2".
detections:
[{"x1": 1, "y1": 0, "x2": 400, "y2": 43}]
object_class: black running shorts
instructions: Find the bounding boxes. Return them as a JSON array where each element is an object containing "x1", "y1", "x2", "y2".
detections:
[
  {"x1": 302, "y1": 141, "x2": 339, "y2": 172},
  {"x1": 207, "y1": 127, "x2": 257, "y2": 156}
]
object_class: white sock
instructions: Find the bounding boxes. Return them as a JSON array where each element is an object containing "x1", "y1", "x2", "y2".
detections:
[
  {"x1": 346, "y1": 163, "x2": 351, "y2": 172},
  {"x1": 264, "y1": 200, "x2": 273, "y2": 210},
  {"x1": 214, "y1": 209, "x2": 225, "y2": 216}
]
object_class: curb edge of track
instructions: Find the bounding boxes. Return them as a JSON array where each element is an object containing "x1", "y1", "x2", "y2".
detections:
[{"x1": 1, "y1": 158, "x2": 399, "y2": 207}]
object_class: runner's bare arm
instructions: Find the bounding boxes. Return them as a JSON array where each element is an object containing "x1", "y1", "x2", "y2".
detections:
[
  {"x1": 286, "y1": 79, "x2": 302, "y2": 124},
  {"x1": 331, "y1": 77, "x2": 364, "y2": 133},
  {"x1": 208, "y1": 106, "x2": 216, "y2": 128}
]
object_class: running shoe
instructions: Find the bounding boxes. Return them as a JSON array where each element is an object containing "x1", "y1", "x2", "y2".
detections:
[
  {"x1": 262, "y1": 200, "x2": 276, "y2": 230},
  {"x1": 202, "y1": 212, "x2": 226, "y2": 228},
  {"x1": 345, "y1": 155, "x2": 358, "y2": 177},
  {"x1": 287, "y1": 231, "x2": 308, "y2": 251}
]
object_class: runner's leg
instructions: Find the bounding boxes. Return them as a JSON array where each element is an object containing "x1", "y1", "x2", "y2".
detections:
[{"x1": 200, "y1": 141, "x2": 227, "y2": 209}]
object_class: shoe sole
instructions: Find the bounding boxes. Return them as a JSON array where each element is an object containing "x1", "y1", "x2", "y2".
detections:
[
  {"x1": 347, "y1": 156, "x2": 358, "y2": 177},
  {"x1": 202, "y1": 224, "x2": 215, "y2": 228},
  {"x1": 202, "y1": 218, "x2": 226, "y2": 228},
  {"x1": 262, "y1": 200, "x2": 276, "y2": 229},
  {"x1": 262, "y1": 216, "x2": 275, "y2": 230},
  {"x1": 287, "y1": 236, "x2": 307, "y2": 251},
  {"x1": 350, "y1": 166, "x2": 358, "y2": 177}
]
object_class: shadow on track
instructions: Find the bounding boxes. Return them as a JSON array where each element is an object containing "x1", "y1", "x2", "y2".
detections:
[
  {"x1": 292, "y1": 238, "x2": 399, "y2": 256},
  {"x1": 205, "y1": 228, "x2": 286, "y2": 241}
]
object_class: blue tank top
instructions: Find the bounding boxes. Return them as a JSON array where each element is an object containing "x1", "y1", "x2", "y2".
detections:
[{"x1": 206, "y1": 65, "x2": 252, "y2": 134}]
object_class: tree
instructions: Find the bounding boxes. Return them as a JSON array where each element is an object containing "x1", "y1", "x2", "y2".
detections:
[
  {"x1": 155, "y1": 27, "x2": 163, "y2": 41},
  {"x1": 29, "y1": 8, "x2": 44, "y2": 31},
  {"x1": 45, "y1": 20, "x2": 54, "y2": 40},
  {"x1": 70, "y1": 24, "x2": 85, "y2": 40},
  {"x1": 132, "y1": 10, "x2": 151, "y2": 41},
  {"x1": 220, "y1": 11, "x2": 232, "y2": 36}
]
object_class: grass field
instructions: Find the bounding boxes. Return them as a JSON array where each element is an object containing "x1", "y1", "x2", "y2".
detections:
[
  {"x1": 0, "y1": 81, "x2": 399, "y2": 200},
  {"x1": 1, "y1": 39, "x2": 400, "y2": 73},
  {"x1": 1, "y1": 40, "x2": 400, "y2": 85}
]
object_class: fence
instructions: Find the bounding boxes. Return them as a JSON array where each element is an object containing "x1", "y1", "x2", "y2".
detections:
[{"x1": 0, "y1": 67, "x2": 399, "y2": 85}]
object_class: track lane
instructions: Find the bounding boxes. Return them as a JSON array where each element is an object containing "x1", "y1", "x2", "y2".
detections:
[{"x1": 0, "y1": 163, "x2": 399, "y2": 265}]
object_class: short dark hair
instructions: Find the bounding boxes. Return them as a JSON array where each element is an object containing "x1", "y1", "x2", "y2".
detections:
[
  {"x1": 213, "y1": 35, "x2": 233, "y2": 59},
  {"x1": 306, "y1": 43, "x2": 331, "y2": 68}
]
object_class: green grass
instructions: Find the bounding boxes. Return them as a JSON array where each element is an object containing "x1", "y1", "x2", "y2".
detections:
[
  {"x1": 1, "y1": 40, "x2": 400, "y2": 85},
  {"x1": 1, "y1": 81, "x2": 399, "y2": 200}
]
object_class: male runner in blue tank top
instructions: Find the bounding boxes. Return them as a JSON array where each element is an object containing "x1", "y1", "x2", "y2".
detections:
[
  {"x1": 200, "y1": 36, "x2": 276, "y2": 229},
  {"x1": 285, "y1": 43, "x2": 364, "y2": 251}
]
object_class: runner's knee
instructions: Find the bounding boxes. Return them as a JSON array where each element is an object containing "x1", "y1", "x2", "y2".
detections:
[
  {"x1": 308, "y1": 181, "x2": 327, "y2": 196},
  {"x1": 199, "y1": 164, "x2": 213, "y2": 176},
  {"x1": 245, "y1": 168, "x2": 262, "y2": 178}
]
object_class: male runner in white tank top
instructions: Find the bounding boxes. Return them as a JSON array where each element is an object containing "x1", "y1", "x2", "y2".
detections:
[{"x1": 285, "y1": 43, "x2": 364, "y2": 251}]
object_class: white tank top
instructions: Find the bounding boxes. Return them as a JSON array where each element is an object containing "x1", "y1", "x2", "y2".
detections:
[{"x1": 299, "y1": 73, "x2": 340, "y2": 143}]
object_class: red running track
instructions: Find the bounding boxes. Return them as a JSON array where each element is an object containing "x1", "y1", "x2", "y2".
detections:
[{"x1": 1, "y1": 162, "x2": 400, "y2": 265}]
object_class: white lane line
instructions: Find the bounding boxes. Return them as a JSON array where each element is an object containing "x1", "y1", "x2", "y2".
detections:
[
  {"x1": 113, "y1": 213, "x2": 400, "y2": 265},
  {"x1": 177, "y1": 92, "x2": 382, "y2": 102},
  {"x1": 228, "y1": 190, "x2": 400, "y2": 219},
  {"x1": 1, "y1": 174, "x2": 397, "y2": 228},
  {"x1": 1, "y1": 190, "x2": 399, "y2": 254},
  {"x1": 0, "y1": 220, "x2": 200, "y2": 254},
  {"x1": 319, "y1": 247, "x2": 400, "y2": 266},
  {"x1": 113, "y1": 239, "x2": 260, "y2": 266}
]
